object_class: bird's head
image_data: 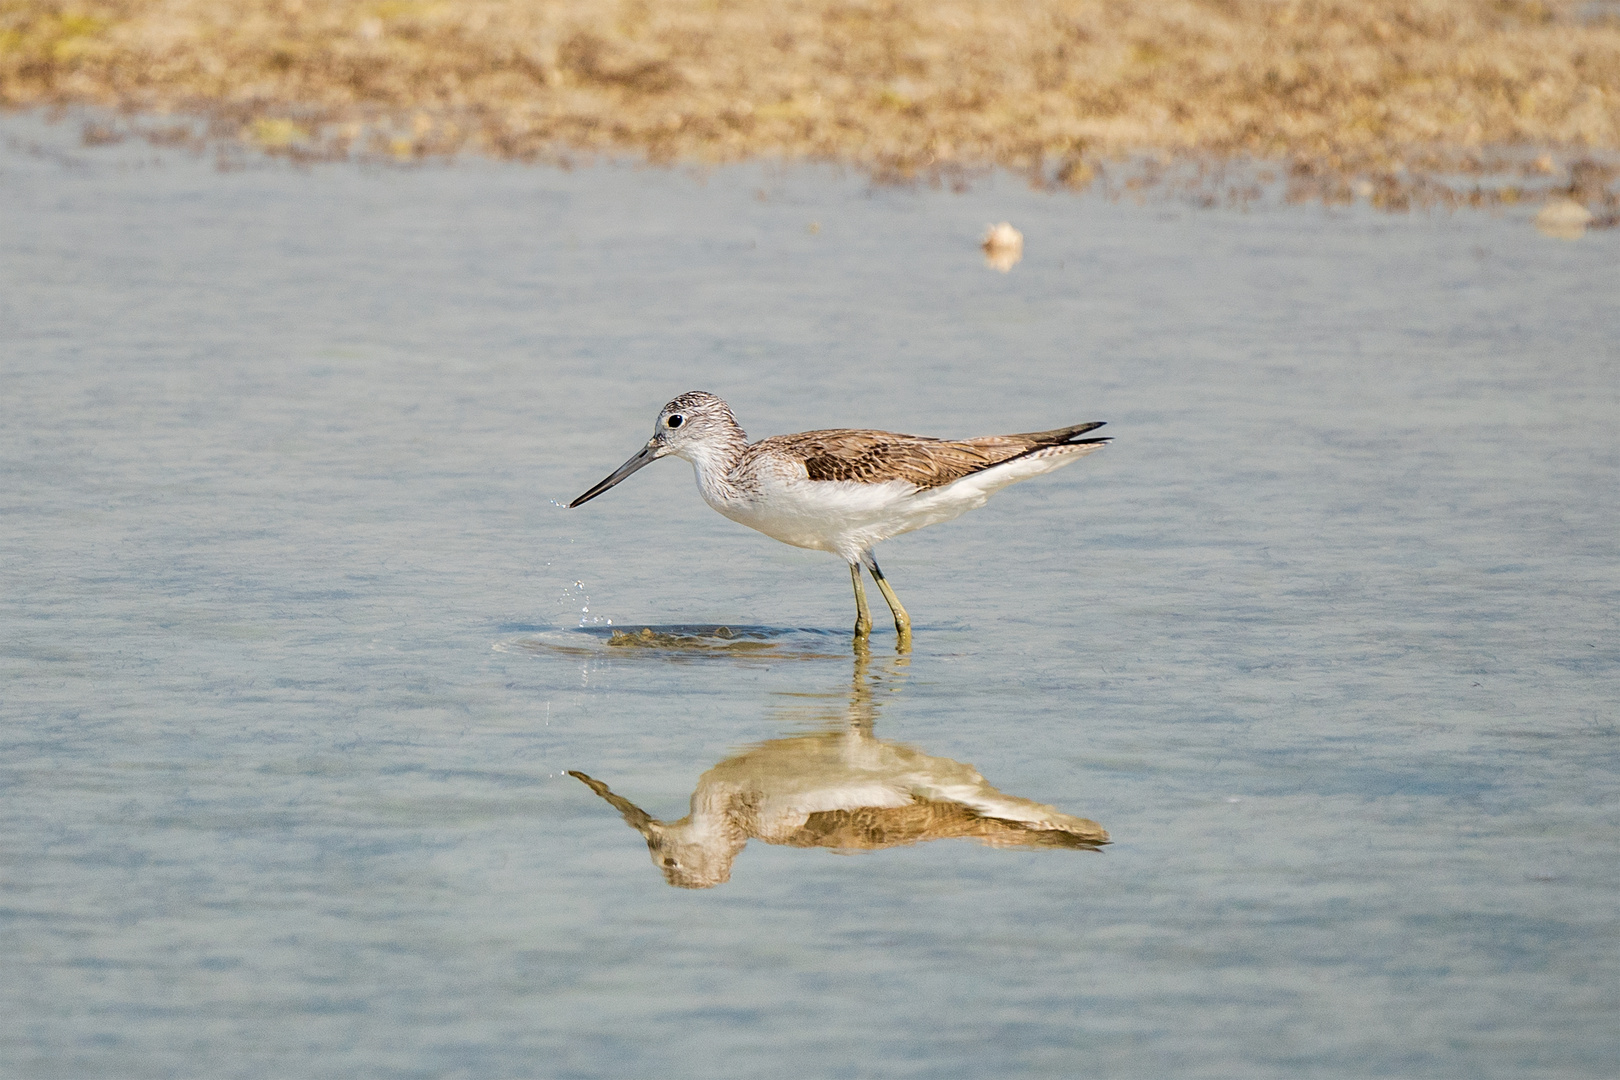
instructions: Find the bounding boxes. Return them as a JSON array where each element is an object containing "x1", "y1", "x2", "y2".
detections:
[{"x1": 568, "y1": 391, "x2": 741, "y2": 507}]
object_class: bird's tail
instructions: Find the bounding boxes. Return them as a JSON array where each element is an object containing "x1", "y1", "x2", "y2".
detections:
[{"x1": 1011, "y1": 420, "x2": 1108, "y2": 446}]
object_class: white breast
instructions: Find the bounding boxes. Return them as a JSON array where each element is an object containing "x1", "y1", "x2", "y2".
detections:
[
  {"x1": 690, "y1": 442, "x2": 1096, "y2": 562},
  {"x1": 707, "y1": 470, "x2": 919, "y2": 558}
]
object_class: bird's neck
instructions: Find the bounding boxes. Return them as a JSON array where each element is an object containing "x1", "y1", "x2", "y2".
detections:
[
  {"x1": 662, "y1": 808, "x2": 750, "y2": 856},
  {"x1": 680, "y1": 423, "x2": 751, "y2": 503}
]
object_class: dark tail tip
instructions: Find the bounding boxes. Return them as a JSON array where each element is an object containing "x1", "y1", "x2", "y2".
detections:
[{"x1": 1062, "y1": 421, "x2": 1106, "y2": 442}]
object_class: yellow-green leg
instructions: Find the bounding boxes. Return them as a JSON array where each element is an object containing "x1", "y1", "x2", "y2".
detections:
[
  {"x1": 850, "y1": 562, "x2": 873, "y2": 646},
  {"x1": 863, "y1": 553, "x2": 912, "y2": 653}
]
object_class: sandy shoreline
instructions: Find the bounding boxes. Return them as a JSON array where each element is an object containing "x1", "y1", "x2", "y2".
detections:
[{"x1": 5, "y1": 0, "x2": 1618, "y2": 210}]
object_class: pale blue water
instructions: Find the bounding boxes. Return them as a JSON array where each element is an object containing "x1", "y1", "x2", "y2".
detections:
[{"x1": 2, "y1": 114, "x2": 1617, "y2": 1078}]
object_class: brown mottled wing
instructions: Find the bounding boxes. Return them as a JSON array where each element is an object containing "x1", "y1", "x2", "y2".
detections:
[
  {"x1": 763, "y1": 422, "x2": 1107, "y2": 489},
  {"x1": 788, "y1": 431, "x2": 1000, "y2": 487},
  {"x1": 779, "y1": 799, "x2": 1109, "y2": 851}
]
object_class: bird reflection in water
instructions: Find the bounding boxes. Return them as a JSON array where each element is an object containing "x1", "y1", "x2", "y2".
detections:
[{"x1": 569, "y1": 652, "x2": 1109, "y2": 889}]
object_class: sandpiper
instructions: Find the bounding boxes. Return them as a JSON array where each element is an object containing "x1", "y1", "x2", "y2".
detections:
[
  {"x1": 568, "y1": 654, "x2": 1107, "y2": 889},
  {"x1": 569, "y1": 391, "x2": 1109, "y2": 649}
]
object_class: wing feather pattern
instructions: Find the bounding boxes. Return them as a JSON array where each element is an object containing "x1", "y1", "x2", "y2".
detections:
[{"x1": 757, "y1": 422, "x2": 1108, "y2": 488}]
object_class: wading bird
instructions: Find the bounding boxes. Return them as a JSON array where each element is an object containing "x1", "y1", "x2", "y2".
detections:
[
  {"x1": 569, "y1": 391, "x2": 1109, "y2": 650},
  {"x1": 569, "y1": 652, "x2": 1108, "y2": 888}
]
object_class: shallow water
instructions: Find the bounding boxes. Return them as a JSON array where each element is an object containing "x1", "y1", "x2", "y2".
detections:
[{"x1": 2, "y1": 116, "x2": 1617, "y2": 1078}]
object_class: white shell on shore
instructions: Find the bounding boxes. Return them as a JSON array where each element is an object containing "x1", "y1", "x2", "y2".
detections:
[
  {"x1": 1535, "y1": 198, "x2": 1593, "y2": 239},
  {"x1": 981, "y1": 221, "x2": 1024, "y2": 271}
]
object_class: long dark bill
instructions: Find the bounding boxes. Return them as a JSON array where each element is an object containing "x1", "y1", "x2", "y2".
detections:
[
  {"x1": 568, "y1": 441, "x2": 660, "y2": 507},
  {"x1": 567, "y1": 770, "x2": 658, "y2": 836}
]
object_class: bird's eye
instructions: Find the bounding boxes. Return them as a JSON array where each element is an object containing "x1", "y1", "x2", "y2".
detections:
[{"x1": 666, "y1": 415, "x2": 684, "y2": 428}]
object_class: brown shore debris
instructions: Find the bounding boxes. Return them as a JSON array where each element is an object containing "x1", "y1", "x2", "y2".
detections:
[{"x1": 3, "y1": 0, "x2": 1618, "y2": 214}]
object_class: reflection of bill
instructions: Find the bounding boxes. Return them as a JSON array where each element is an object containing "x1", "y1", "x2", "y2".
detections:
[{"x1": 570, "y1": 656, "x2": 1107, "y2": 889}]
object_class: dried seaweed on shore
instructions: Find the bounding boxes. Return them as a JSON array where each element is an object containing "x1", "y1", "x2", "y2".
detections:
[{"x1": 3, "y1": 0, "x2": 1618, "y2": 211}]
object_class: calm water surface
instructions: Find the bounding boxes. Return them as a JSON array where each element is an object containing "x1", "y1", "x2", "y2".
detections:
[{"x1": 2, "y1": 116, "x2": 1617, "y2": 1078}]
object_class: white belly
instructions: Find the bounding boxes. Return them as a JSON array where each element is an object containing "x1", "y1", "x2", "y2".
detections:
[{"x1": 695, "y1": 448, "x2": 1089, "y2": 562}]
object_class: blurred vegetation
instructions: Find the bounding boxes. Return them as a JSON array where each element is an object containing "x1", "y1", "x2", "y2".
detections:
[{"x1": 3, "y1": 0, "x2": 1618, "y2": 207}]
